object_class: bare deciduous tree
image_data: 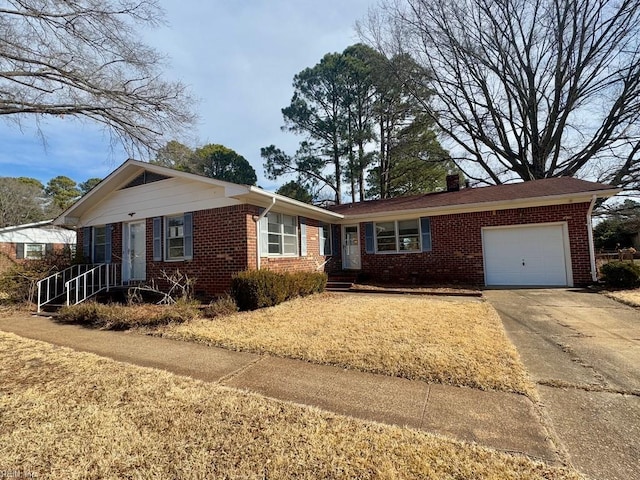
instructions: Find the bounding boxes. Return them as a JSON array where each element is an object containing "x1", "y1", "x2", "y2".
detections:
[
  {"x1": 360, "y1": 0, "x2": 640, "y2": 191},
  {"x1": 0, "y1": 0, "x2": 195, "y2": 153},
  {"x1": 0, "y1": 177, "x2": 45, "y2": 227}
]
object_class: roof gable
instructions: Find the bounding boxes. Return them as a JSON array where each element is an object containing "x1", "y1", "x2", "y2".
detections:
[{"x1": 54, "y1": 159, "x2": 343, "y2": 226}]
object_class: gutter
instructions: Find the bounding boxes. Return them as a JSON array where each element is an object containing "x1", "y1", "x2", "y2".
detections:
[
  {"x1": 253, "y1": 197, "x2": 276, "y2": 270},
  {"x1": 334, "y1": 188, "x2": 622, "y2": 223},
  {"x1": 587, "y1": 195, "x2": 598, "y2": 283}
]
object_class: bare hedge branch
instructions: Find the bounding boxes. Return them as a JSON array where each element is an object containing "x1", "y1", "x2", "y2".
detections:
[{"x1": 0, "y1": 0, "x2": 195, "y2": 153}]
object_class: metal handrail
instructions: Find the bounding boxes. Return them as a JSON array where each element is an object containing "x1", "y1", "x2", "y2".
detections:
[
  {"x1": 65, "y1": 264, "x2": 119, "y2": 307},
  {"x1": 36, "y1": 264, "x2": 99, "y2": 313}
]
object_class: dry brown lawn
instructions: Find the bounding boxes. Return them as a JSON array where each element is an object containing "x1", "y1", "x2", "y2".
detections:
[
  {"x1": 0, "y1": 332, "x2": 579, "y2": 480},
  {"x1": 603, "y1": 288, "x2": 640, "y2": 307},
  {"x1": 155, "y1": 293, "x2": 535, "y2": 396}
]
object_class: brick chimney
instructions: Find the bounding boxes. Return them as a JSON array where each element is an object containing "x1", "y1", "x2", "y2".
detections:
[{"x1": 446, "y1": 174, "x2": 460, "y2": 192}]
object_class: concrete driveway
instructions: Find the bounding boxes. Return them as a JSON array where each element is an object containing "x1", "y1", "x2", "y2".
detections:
[{"x1": 485, "y1": 289, "x2": 640, "y2": 480}]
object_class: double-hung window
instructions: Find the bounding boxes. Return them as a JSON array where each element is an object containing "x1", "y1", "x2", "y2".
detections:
[
  {"x1": 166, "y1": 215, "x2": 185, "y2": 260},
  {"x1": 152, "y1": 213, "x2": 193, "y2": 262},
  {"x1": 262, "y1": 212, "x2": 298, "y2": 256},
  {"x1": 374, "y1": 219, "x2": 422, "y2": 253},
  {"x1": 83, "y1": 225, "x2": 111, "y2": 263},
  {"x1": 25, "y1": 243, "x2": 45, "y2": 260}
]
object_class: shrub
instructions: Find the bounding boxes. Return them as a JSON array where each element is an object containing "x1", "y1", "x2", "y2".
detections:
[
  {"x1": 231, "y1": 270, "x2": 327, "y2": 311},
  {"x1": 289, "y1": 271, "x2": 327, "y2": 296},
  {"x1": 600, "y1": 261, "x2": 640, "y2": 288},
  {"x1": 58, "y1": 302, "x2": 124, "y2": 328},
  {"x1": 58, "y1": 301, "x2": 198, "y2": 330},
  {"x1": 0, "y1": 251, "x2": 72, "y2": 305},
  {"x1": 154, "y1": 300, "x2": 199, "y2": 325},
  {"x1": 203, "y1": 295, "x2": 239, "y2": 319}
]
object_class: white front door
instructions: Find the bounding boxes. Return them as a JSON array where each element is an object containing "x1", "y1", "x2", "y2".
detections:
[
  {"x1": 123, "y1": 221, "x2": 146, "y2": 282},
  {"x1": 342, "y1": 225, "x2": 361, "y2": 270}
]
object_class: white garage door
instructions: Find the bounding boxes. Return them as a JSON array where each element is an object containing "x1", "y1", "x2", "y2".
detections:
[{"x1": 482, "y1": 224, "x2": 571, "y2": 286}]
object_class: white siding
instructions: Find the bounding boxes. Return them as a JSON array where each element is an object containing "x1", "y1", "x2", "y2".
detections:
[
  {"x1": 0, "y1": 226, "x2": 76, "y2": 244},
  {"x1": 80, "y1": 178, "x2": 241, "y2": 226}
]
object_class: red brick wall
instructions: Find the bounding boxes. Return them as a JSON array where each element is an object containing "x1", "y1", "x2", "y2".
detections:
[
  {"x1": 258, "y1": 217, "x2": 330, "y2": 274},
  {"x1": 145, "y1": 206, "x2": 330, "y2": 297},
  {"x1": 144, "y1": 205, "x2": 253, "y2": 298},
  {"x1": 77, "y1": 228, "x2": 86, "y2": 260},
  {"x1": 78, "y1": 206, "x2": 332, "y2": 298},
  {"x1": 328, "y1": 203, "x2": 593, "y2": 286}
]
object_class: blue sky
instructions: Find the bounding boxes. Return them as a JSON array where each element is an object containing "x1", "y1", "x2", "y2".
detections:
[{"x1": 0, "y1": 0, "x2": 374, "y2": 190}]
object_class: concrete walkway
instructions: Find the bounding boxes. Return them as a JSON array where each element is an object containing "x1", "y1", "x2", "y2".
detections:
[
  {"x1": 485, "y1": 289, "x2": 640, "y2": 480},
  {"x1": 0, "y1": 313, "x2": 558, "y2": 463}
]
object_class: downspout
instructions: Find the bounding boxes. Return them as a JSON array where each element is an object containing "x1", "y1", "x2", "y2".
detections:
[
  {"x1": 253, "y1": 197, "x2": 276, "y2": 270},
  {"x1": 587, "y1": 195, "x2": 598, "y2": 283}
]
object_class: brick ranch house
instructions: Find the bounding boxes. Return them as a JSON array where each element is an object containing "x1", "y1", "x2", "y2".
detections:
[
  {"x1": 0, "y1": 220, "x2": 76, "y2": 274},
  {"x1": 52, "y1": 159, "x2": 619, "y2": 300}
]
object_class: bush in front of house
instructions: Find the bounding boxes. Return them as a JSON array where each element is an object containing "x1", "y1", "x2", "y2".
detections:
[
  {"x1": 600, "y1": 261, "x2": 640, "y2": 288},
  {"x1": 203, "y1": 294, "x2": 239, "y2": 318},
  {"x1": 230, "y1": 270, "x2": 327, "y2": 311},
  {"x1": 289, "y1": 271, "x2": 328, "y2": 296},
  {"x1": 0, "y1": 251, "x2": 72, "y2": 305},
  {"x1": 57, "y1": 301, "x2": 199, "y2": 330}
]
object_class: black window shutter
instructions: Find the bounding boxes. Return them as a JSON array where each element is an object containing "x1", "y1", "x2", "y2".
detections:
[
  {"x1": 83, "y1": 227, "x2": 91, "y2": 262},
  {"x1": 15, "y1": 243, "x2": 24, "y2": 259},
  {"x1": 331, "y1": 224, "x2": 340, "y2": 257}
]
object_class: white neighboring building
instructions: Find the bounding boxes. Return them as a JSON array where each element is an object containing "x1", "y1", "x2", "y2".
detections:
[{"x1": 0, "y1": 220, "x2": 76, "y2": 261}]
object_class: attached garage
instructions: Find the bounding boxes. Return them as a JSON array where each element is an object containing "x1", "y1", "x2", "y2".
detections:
[{"x1": 482, "y1": 223, "x2": 572, "y2": 287}]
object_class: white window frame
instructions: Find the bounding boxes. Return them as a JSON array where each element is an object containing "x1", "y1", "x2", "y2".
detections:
[
  {"x1": 165, "y1": 215, "x2": 186, "y2": 261},
  {"x1": 374, "y1": 219, "x2": 421, "y2": 253},
  {"x1": 93, "y1": 226, "x2": 107, "y2": 263},
  {"x1": 264, "y1": 212, "x2": 298, "y2": 257},
  {"x1": 25, "y1": 243, "x2": 45, "y2": 260},
  {"x1": 319, "y1": 223, "x2": 332, "y2": 256}
]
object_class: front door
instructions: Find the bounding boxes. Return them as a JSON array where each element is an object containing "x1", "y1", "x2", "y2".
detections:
[
  {"x1": 124, "y1": 221, "x2": 146, "y2": 282},
  {"x1": 342, "y1": 225, "x2": 361, "y2": 270}
]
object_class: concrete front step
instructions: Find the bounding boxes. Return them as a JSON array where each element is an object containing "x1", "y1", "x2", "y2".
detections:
[{"x1": 326, "y1": 281, "x2": 353, "y2": 291}]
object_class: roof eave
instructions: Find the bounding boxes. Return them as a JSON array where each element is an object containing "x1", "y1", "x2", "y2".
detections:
[
  {"x1": 0, "y1": 219, "x2": 54, "y2": 232},
  {"x1": 336, "y1": 188, "x2": 622, "y2": 222},
  {"x1": 238, "y1": 187, "x2": 344, "y2": 222}
]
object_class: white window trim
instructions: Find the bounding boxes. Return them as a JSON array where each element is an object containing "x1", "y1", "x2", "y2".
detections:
[
  {"x1": 263, "y1": 212, "x2": 299, "y2": 257},
  {"x1": 165, "y1": 214, "x2": 186, "y2": 262},
  {"x1": 25, "y1": 243, "x2": 45, "y2": 260},
  {"x1": 374, "y1": 219, "x2": 422, "y2": 254}
]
